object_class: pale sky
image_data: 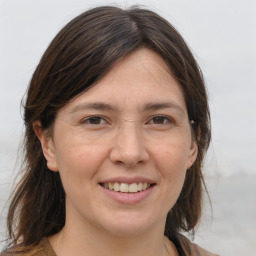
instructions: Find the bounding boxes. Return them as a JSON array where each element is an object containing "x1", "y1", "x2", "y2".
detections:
[{"x1": 0, "y1": 0, "x2": 256, "y2": 176}]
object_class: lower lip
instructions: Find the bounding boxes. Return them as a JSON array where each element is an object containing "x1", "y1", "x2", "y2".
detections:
[{"x1": 99, "y1": 185, "x2": 155, "y2": 204}]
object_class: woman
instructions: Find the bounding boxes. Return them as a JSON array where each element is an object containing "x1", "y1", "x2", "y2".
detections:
[{"x1": 1, "y1": 6, "x2": 217, "y2": 256}]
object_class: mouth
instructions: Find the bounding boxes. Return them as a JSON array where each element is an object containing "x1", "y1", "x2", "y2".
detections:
[{"x1": 99, "y1": 182, "x2": 155, "y2": 193}]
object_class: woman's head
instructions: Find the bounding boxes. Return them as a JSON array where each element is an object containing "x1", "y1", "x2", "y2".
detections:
[
  {"x1": 8, "y1": 5, "x2": 211, "y2": 246},
  {"x1": 34, "y1": 47, "x2": 199, "y2": 239}
]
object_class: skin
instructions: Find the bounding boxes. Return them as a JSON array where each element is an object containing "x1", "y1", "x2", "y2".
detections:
[{"x1": 35, "y1": 48, "x2": 198, "y2": 256}]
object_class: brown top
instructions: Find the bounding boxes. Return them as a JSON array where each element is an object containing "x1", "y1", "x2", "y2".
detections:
[
  {"x1": 0, "y1": 239, "x2": 55, "y2": 256},
  {"x1": 1, "y1": 236, "x2": 219, "y2": 256},
  {"x1": 33, "y1": 239, "x2": 56, "y2": 256},
  {"x1": 179, "y1": 235, "x2": 219, "y2": 256}
]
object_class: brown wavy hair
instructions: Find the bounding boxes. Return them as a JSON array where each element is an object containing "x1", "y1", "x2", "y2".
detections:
[{"x1": 5, "y1": 5, "x2": 211, "y2": 255}]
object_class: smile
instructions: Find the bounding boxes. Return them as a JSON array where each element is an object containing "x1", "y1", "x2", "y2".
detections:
[{"x1": 100, "y1": 182, "x2": 154, "y2": 193}]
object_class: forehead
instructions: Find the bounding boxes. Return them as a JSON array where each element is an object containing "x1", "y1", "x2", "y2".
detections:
[{"x1": 61, "y1": 48, "x2": 187, "y2": 115}]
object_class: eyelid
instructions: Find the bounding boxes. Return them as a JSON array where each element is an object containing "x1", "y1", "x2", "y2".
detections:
[
  {"x1": 79, "y1": 114, "x2": 174, "y2": 127},
  {"x1": 81, "y1": 115, "x2": 110, "y2": 125},
  {"x1": 146, "y1": 115, "x2": 174, "y2": 125}
]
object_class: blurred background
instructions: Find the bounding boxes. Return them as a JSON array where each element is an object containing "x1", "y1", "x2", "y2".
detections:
[{"x1": 0, "y1": 0, "x2": 255, "y2": 255}]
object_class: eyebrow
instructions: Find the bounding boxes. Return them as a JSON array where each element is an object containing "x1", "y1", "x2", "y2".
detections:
[
  {"x1": 69, "y1": 101, "x2": 185, "y2": 114},
  {"x1": 143, "y1": 102, "x2": 185, "y2": 114},
  {"x1": 69, "y1": 102, "x2": 117, "y2": 114}
]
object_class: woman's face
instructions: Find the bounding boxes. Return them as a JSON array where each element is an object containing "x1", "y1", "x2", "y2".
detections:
[{"x1": 40, "y1": 48, "x2": 197, "y2": 237}]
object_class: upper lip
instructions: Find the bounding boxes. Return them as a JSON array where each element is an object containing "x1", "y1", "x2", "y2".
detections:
[{"x1": 99, "y1": 176, "x2": 157, "y2": 184}]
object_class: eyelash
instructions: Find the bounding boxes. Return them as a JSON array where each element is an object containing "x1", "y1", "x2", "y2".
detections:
[
  {"x1": 80, "y1": 115, "x2": 174, "y2": 127},
  {"x1": 81, "y1": 116, "x2": 109, "y2": 126},
  {"x1": 146, "y1": 115, "x2": 173, "y2": 125}
]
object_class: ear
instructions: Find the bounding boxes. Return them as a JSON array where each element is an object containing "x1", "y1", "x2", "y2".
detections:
[
  {"x1": 187, "y1": 140, "x2": 198, "y2": 170},
  {"x1": 33, "y1": 121, "x2": 58, "y2": 172}
]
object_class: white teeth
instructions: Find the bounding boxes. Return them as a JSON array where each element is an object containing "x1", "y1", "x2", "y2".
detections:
[
  {"x1": 142, "y1": 182, "x2": 147, "y2": 191},
  {"x1": 137, "y1": 182, "x2": 143, "y2": 191},
  {"x1": 103, "y1": 182, "x2": 152, "y2": 193},
  {"x1": 120, "y1": 183, "x2": 129, "y2": 193},
  {"x1": 109, "y1": 183, "x2": 114, "y2": 190},
  {"x1": 113, "y1": 182, "x2": 119, "y2": 192},
  {"x1": 128, "y1": 183, "x2": 138, "y2": 193}
]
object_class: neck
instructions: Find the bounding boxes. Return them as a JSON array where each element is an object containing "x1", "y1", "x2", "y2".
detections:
[{"x1": 49, "y1": 217, "x2": 177, "y2": 256}]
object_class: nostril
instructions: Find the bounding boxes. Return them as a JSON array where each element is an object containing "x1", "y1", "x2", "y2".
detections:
[{"x1": 114, "y1": 160, "x2": 126, "y2": 166}]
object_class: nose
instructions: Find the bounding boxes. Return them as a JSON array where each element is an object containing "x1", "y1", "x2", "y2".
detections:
[{"x1": 109, "y1": 123, "x2": 149, "y2": 167}]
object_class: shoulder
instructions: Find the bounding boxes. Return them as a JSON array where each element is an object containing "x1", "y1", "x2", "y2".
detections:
[
  {"x1": 179, "y1": 234, "x2": 220, "y2": 256},
  {"x1": 0, "y1": 238, "x2": 56, "y2": 256}
]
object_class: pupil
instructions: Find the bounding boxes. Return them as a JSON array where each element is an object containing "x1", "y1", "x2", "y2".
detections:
[
  {"x1": 153, "y1": 117, "x2": 164, "y2": 124},
  {"x1": 90, "y1": 117, "x2": 101, "y2": 124}
]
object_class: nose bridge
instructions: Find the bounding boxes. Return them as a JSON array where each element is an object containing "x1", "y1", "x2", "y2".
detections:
[
  {"x1": 118, "y1": 120, "x2": 141, "y2": 141},
  {"x1": 110, "y1": 120, "x2": 149, "y2": 166},
  {"x1": 116, "y1": 118, "x2": 142, "y2": 138}
]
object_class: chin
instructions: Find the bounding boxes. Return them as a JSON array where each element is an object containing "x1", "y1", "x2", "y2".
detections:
[{"x1": 98, "y1": 211, "x2": 160, "y2": 237}]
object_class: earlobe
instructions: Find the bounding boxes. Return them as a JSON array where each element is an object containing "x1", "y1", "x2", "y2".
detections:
[
  {"x1": 33, "y1": 121, "x2": 58, "y2": 172},
  {"x1": 187, "y1": 140, "x2": 198, "y2": 169}
]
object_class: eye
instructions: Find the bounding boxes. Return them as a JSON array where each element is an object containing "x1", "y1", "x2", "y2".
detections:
[
  {"x1": 81, "y1": 116, "x2": 108, "y2": 126},
  {"x1": 147, "y1": 115, "x2": 173, "y2": 125}
]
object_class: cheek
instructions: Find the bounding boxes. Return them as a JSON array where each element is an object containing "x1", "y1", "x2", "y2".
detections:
[
  {"x1": 152, "y1": 139, "x2": 191, "y2": 196},
  {"x1": 159, "y1": 147, "x2": 187, "y2": 188},
  {"x1": 55, "y1": 144, "x2": 107, "y2": 204},
  {"x1": 153, "y1": 138, "x2": 192, "y2": 174},
  {"x1": 57, "y1": 146, "x2": 106, "y2": 176},
  {"x1": 53, "y1": 135, "x2": 108, "y2": 186}
]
